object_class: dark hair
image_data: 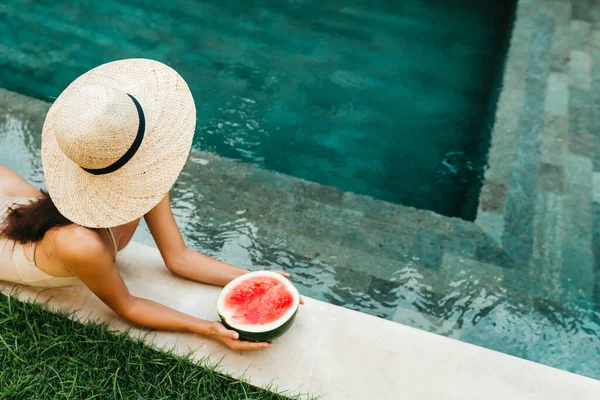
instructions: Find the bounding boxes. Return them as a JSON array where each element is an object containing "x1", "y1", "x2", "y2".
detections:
[{"x1": 0, "y1": 190, "x2": 73, "y2": 244}]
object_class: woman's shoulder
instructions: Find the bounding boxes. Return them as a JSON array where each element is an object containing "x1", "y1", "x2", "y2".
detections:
[
  {"x1": 0, "y1": 165, "x2": 43, "y2": 198},
  {"x1": 52, "y1": 225, "x2": 113, "y2": 264}
]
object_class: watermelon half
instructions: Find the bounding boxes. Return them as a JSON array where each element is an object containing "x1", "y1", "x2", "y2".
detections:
[{"x1": 217, "y1": 271, "x2": 300, "y2": 342}]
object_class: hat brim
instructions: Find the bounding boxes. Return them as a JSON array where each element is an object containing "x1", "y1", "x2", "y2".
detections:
[{"x1": 42, "y1": 59, "x2": 196, "y2": 228}]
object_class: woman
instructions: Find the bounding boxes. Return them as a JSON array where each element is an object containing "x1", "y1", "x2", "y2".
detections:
[{"x1": 0, "y1": 59, "x2": 298, "y2": 351}]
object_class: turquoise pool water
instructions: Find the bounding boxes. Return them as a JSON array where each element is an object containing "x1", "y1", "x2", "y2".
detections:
[{"x1": 0, "y1": 0, "x2": 515, "y2": 219}]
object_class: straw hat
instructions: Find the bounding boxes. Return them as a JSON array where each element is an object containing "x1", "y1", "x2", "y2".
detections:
[{"x1": 41, "y1": 58, "x2": 196, "y2": 228}]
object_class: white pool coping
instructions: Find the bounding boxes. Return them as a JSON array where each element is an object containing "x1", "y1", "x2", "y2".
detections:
[{"x1": 1, "y1": 242, "x2": 599, "y2": 399}]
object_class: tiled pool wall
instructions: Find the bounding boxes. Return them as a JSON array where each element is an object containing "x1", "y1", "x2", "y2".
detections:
[
  {"x1": 1, "y1": 0, "x2": 600, "y2": 380},
  {"x1": 472, "y1": 0, "x2": 600, "y2": 376},
  {"x1": 477, "y1": 0, "x2": 600, "y2": 304}
]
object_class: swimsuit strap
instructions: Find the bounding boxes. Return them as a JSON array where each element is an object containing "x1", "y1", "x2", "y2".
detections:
[
  {"x1": 29, "y1": 240, "x2": 37, "y2": 264},
  {"x1": 106, "y1": 228, "x2": 118, "y2": 255}
]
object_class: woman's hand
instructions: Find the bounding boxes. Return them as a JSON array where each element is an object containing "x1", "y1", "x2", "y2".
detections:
[
  {"x1": 203, "y1": 321, "x2": 272, "y2": 351},
  {"x1": 272, "y1": 270, "x2": 290, "y2": 278}
]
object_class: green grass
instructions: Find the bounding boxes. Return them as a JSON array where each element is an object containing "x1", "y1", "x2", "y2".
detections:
[{"x1": 0, "y1": 292, "x2": 312, "y2": 400}]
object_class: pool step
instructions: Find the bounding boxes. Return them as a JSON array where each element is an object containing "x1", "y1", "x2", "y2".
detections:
[{"x1": 178, "y1": 151, "x2": 512, "y2": 268}]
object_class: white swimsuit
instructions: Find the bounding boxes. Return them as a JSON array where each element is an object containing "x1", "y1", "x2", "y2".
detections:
[{"x1": 0, "y1": 195, "x2": 117, "y2": 288}]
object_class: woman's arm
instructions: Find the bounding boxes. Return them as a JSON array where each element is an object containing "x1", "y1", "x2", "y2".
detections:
[
  {"x1": 57, "y1": 227, "x2": 271, "y2": 350},
  {"x1": 0, "y1": 164, "x2": 43, "y2": 198},
  {"x1": 145, "y1": 195, "x2": 301, "y2": 303},
  {"x1": 144, "y1": 195, "x2": 249, "y2": 286}
]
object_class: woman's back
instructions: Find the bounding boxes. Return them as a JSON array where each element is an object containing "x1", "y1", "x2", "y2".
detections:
[{"x1": 0, "y1": 194, "x2": 83, "y2": 287}]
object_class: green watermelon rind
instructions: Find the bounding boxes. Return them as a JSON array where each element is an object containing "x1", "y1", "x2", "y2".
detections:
[{"x1": 220, "y1": 305, "x2": 299, "y2": 343}]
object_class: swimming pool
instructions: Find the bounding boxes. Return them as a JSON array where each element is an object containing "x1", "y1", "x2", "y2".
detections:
[
  {"x1": 0, "y1": 0, "x2": 515, "y2": 219},
  {"x1": 2, "y1": 0, "x2": 599, "y2": 382}
]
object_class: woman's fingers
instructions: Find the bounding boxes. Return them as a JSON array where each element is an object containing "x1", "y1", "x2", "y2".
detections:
[
  {"x1": 227, "y1": 330, "x2": 239, "y2": 340},
  {"x1": 211, "y1": 322, "x2": 239, "y2": 339},
  {"x1": 233, "y1": 341, "x2": 272, "y2": 351},
  {"x1": 218, "y1": 337, "x2": 272, "y2": 351},
  {"x1": 208, "y1": 322, "x2": 273, "y2": 351},
  {"x1": 300, "y1": 296, "x2": 305, "y2": 305},
  {"x1": 273, "y1": 270, "x2": 291, "y2": 278}
]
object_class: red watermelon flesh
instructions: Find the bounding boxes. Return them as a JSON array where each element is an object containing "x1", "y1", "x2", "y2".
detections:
[{"x1": 223, "y1": 276, "x2": 294, "y2": 325}]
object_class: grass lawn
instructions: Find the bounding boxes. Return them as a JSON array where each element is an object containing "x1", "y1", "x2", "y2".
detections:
[{"x1": 0, "y1": 292, "x2": 311, "y2": 399}]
